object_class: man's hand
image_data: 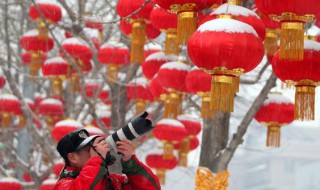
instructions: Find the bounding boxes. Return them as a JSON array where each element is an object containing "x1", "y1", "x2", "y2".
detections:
[
  {"x1": 90, "y1": 137, "x2": 110, "y2": 158},
  {"x1": 116, "y1": 139, "x2": 134, "y2": 162}
]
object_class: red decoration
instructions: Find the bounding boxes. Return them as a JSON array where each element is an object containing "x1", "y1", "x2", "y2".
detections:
[
  {"x1": 21, "y1": 52, "x2": 47, "y2": 65},
  {"x1": 0, "y1": 94, "x2": 21, "y2": 128},
  {"x1": 84, "y1": 28, "x2": 101, "y2": 50},
  {"x1": 39, "y1": 178, "x2": 57, "y2": 190},
  {"x1": 52, "y1": 119, "x2": 83, "y2": 141},
  {"x1": 20, "y1": 30, "x2": 54, "y2": 52},
  {"x1": 0, "y1": 75, "x2": 5, "y2": 89},
  {"x1": 99, "y1": 86, "x2": 111, "y2": 105},
  {"x1": 149, "y1": 75, "x2": 169, "y2": 99},
  {"x1": 23, "y1": 172, "x2": 33, "y2": 182},
  {"x1": 92, "y1": 110, "x2": 111, "y2": 129},
  {"x1": 0, "y1": 177, "x2": 23, "y2": 190},
  {"x1": 39, "y1": 98, "x2": 64, "y2": 127},
  {"x1": 42, "y1": 57, "x2": 69, "y2": 76},
  {"x1": 272, "y1": 40, "x2": 320, "y2": 121},
  {"x1": 29, "y1": 1, "x2": 62, "y2": 23},
  {"x1": 52, "y1": 161, "x2": 64, "y2": 176},
  {"x1": 116, "y1": 0, "x2": 154, "y2": 20},
  {"x1": 177, "y1": 115, "x2": 201, "y2": 136},
  {"x1": 144, "y1": 43, "x2": 162, "y2": 58},
  {"x1": 83, "y1": 82, "x2": 102, "y2": 98},
  {"x1": 85, "y1": 19, "x2": 104, "y2": 32},
  {"x1": 85, "y1": 125, "x2": 106, "y2": 137},
  {"x1": 174, "y1": 136, "x2": 199, "y2": 151},
  {"x1": 146, "y1": 24, "x2": 161, "y2": 39}
]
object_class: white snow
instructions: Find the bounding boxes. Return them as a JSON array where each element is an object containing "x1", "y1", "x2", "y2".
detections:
[
  {"x1": 156, "y1": 119, "x2": 185, "y2": 128},
  {"x1": 191, "y1": 66, "x2": 200, "y2": 71},
  {"x1": 160, "y1": 62, "x2": 191, "y2": 71},
  {"x1": 44, "y1": 57, "x2": 68, "y2": 65},
  {"x1": 212, "y1": 3, "x2": 259, "y2": 18},
  {"x1": 55, "y1": 119, "x2": 83, "y2": 128},
  {"x1": 145, "y1": 52, "x2": 178, "y2": 62},
  {"x1": 85, "y1": 126, "x2": 104, "y2": 135},
  {"x1": 24, "y1": 98, "x2": 34, "y2": 105},
  {"x1": 42, "y1": 178, "x2": 58, "y2": 185},
  {"x1": 98, "y1": 110, "x2": 111, "y2": 118},
  {"x1": 62, "y1": 37, "x2": 89, "y2": 47},
  {"x1": 23, "y1": 29, "x2": 39, "y2": 37},
  {"x1": 263, "y1": 94, "x2": 293, "y2": 105},
  {"x1": 144, "y1": 42, "x2": 162, "y2": 50},
  {"x1": 177, "y1": 115, "x2": 201, "y2": 122},
  {"x1": 84, "y1": 28, "x2": 100, "y2": 38},
  {"x1": 40, "y1": 98, "x2": 63, "y2": 106},
  {"x1": 35, "y1": 0, "x2": 61, "y2": 7},
  {"x1": 129, "y1": 77, "x2": 149, "y2": 88},
  {"x1": 0, "y1": 177, "x2": 21, "y2": 183},
  {"x1": 0, "y1": 94, "x2": 19, "y2": 101},
  {"x1": 100, "y1": 41, "x2": 128, "y2": 49},
  {"x1": 304, "y1": 40, "x2": 320, "y2": 51},
  {"x1": 198, "y1": 18, "x2": 258, "y2": 37}
]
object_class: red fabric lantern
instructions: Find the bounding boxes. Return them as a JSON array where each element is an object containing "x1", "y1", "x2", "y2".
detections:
[
  {"x1": 177, "y1": 115, "x2": 201, "y2": 136},
  {"x1": 92, "y1": 110, "x2": 111, "y2": 129},
  {"x1": 98, "y1": 42, "x2": 129, "y2": 82},
  {"x1": 99, "y1": 86, "x2": 111, "y2": 105},
  {"x1": 255, "y1": 0, "x2": 320, "y2": 61},
  {"x1": 0, "y1": 177, "x2": 22, "y2": 190},
  {"x1": 186, "y1": 66, "x2": 213, "y2": 118},
  {"x1": 39, "y1": 178, "x2": 58, "y2": 190},
  {"x1": 272, "y1": 40, "x2": 320, "y2": 121},
  {"x1": 146, "y1": 24, "x2": 161, "y2": 39},
  {"x1": 188, "y1": 18, "x2": 264, "y2": 112},
  {"x1": 52, "y1": 161, "x2": 64, "y2": 176},
  {"x1": 85, "y1": 19, "x2": 104, "y2": 32},
  {"x1": 83, "y1": 81, "x2": 102, "y2": 98},
  {"x1": 143, "y1": 52, "x2": 178, "y2": 80},
  {"x1": 174, "y1": 136, "x2": 199, "y2": 151},
  {"x1": 199, "y1": 3, "x2": 266, "y2": 40},
  {"x1": 153, "y1": 119, "x2": 187, "y2": 159},
  {"x1": 52, "y1": 119, "x2": 83, "y2": 141},
  {"x1": 39, "y1": 98, "x2": 64, "y2": 127},
  {"x1": 21, "y1": 52, "x2": 47, "y2": 65},
  {"x1": 84, "y1": 125, "x2": 106, "y2": 137},
  {"x1": 146, "y1": 153, "x2": 177, "y2": 184},
  {"x1": 119, "y1": 20, "x2": 132, "y2": 36},
  {"x1": 0, "y1": 94, "x2": 21, "y2": 128},
  {"x1": 126, "y1": 77, "x2": 154, "y2": 115},
  {"x1": 155, "y1": 0, "x2": 222, "y2": 44},
  {"x1": 255, "y1": 94, "x2": 294, "y2": 147},
  {"x1": 20, "y1": 29, "x2": 54, "y2": 52},
  {"x1": 14, "y1": 98, "x2": 35, "y2": 128},
  {"x1": 29, "y1": 1, "x2": 62, "y2": 23},
  {"x1": 84, "y1": 28, "x2": 101, "y2": 50},
  {"x1": 149, "y1": 75, "x2": 169, "y2": 100},
  {"x1": 144, "y1": 43, "x2": 162, "y2": 59},
  {"x1": 0, "y1": 74, "x2": 5, "y2": 89}
]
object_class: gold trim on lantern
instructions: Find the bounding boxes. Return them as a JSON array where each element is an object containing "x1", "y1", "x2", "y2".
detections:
[
  {"x1": 265, "y1": 29, "x2": 279, "y2": 57},
  {"x1": 270, "y1": 12, "x2": 314, "y2": 23},
  {"x1": 304, "y1": 35, "x2": 316, "y2": 41},
  {"x1": 228, "y1": 0, "x2": 242, "y2": 5},
  {"x1": 107, "y1": 64, "x2": 119, "y2": 82},
  {"x1": 135, "y1": 99, "x2": 146, "y2": 116},
  {"x1": 170, "y1": 3, "x2": 197, "y2": 13},
  {"x1": 165, "y1": 28, "x2": 179, "y2": 55}
]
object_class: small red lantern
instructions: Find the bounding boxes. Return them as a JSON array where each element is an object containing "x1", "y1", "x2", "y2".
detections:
[
  {"x1": 92, "y1": 110, "x2": 111, "y2": 129},
  {"x1": 145, "y1": 23, "x2": 161, "y2": 39},
  {"x1": 119, "y1": 19, "x2": 160, "y2": 40},
  {"x1": 174, "y1": 136, "x2": 200, "y2": 166},
  {"x1": 153, "y1": 119, "x2": 187, "y2": 159},
  {"x1": 14, "y1": 98, "x2": 35, "y2": 128},
  {"x1": 52, "y1": 160, "x2": 64, "y2": 176},
  {"x1": 84, "y1": 28, "x2": 102, "y2": 50},
  {"x1": 21, "y1": 51, "x2": 47, "y2": 66},
  {"x1": 149, "y1": 75, "x2": 169, "y2": 100},
  {"x1": 39, "y1": 178, "x2": 58, "y2": 190},
  {"x1": 83, "y1": 81, "x2": 102, "y2": 98},
  {"x1": 84, "y1": 125, "x2": 106, "y2": 137},
  {"x1": 0, "y1": 74, "x2": 6, "y2": 89},
  {"x1": 143, "y1": 52, "x2": 178, "y2": 80},
  {"x1": 42, "y1": 57, "x2": 70, "y2": 97},
  {"x1": 186, "y1": 66, "x2": 213, "y2": 119},
  {"x1": 0, "y1": 177, "x2": 23, "y2": 190},
  {"x1": 85, "y1": 19, "x2": 104, "y2": 33},
  {"x1": 144, "y1": 43, "x2": 162, "y2": 58},
  {"x1": 39, "y1": 98, "x2": 64, "y2": 127},
  {"x1": 99, "y1": 86, "x2": 111, "y2": 105},
  {"x1": 146, "y1": 153, "x2": 177, "y2": 185},
  {"x1": 272, "y1": 40, "x2": 320, "y2": 121},
  {"x1": 0, "y1": 94, "x2": 21, "y2": 128},
  {"x1": 255, "y1": 94, "x2": 294, "y2": 147},
  {"x1": 98, "y1": 42, "x2": 129, "y2": 82},
  {"x1": 174, "y1": 136, "x2": 199, "y2": 151},
  {"x1": 52, "y1": 119, "x2": 83, "y2": 141},
  {"x1": 188, "y1": 18, "x2": 264, "y2": 112},
  {"x1": 126, "y1": 77, "x2": 154, "y2": 115}
]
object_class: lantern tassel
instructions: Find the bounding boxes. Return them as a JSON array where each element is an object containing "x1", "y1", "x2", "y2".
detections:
[
  {"x1": 2, "y1": 112, "x2": 11, "y2": 128},
  {"x1": 294, "y1": 85, "x2": 315, "y2": 121},
  {"x1": 210, "y1": 75, "x2": 235, "y2": 112},
  {"x1": 167, "y1": 92, "x2": 180, "y2": 119},
  {"x1": 107, "y1": 65, "x2": 119, "y2": 82},
  {"x1": 233, "y1": 76, "x2": 240, "y2": 93},
  {"x1": 71, "y1": 75, "x2": 80, "y2": 92},
  {"x1": 29, "y1": 52, "x2": 42, "y2": 77},
  {"x1": 177, "y1": 11, "x2": 197, "y2": 45},
  {"x1": 165, "y1": 29, "x2": 179, "y2": 55},
  {"x1": 163, "y1": 142, "x2": 174, "y2": 160},
  {"x1": 38, "y1": 22, "x2": 49, "y2": 40},
  {"x1": 264, "y1": 29, "x2": 278, "y2": 57},
  {"x1": 179, "y1": 137, "x2": 190, "y2": 167},
  {"x1": 18, "y1": 115, "x2": 26, "y2": 129},
  {"x1": 130, "y1": 20, "x2": 146, "y2": 64},
  {"x1": 157, "y1": 169, "x2": 166, "y2": 185},
  {"x1": 135, "y1": 99, "x2": 146, "y2": 116},
  {"x1": 279, "y1": 22, "x2": 304, "y2": 61},
  {"x1": 266, "y1": 124, "x2": 281, "y2": 147},
  {"x1": 52, "y1": 78, "x2": 63, "y2": 97},
  {"x1": 201, "y1": 95, "x2": 215, "y2": 119}
]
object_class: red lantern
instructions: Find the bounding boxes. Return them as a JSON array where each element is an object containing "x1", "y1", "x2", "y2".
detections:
[
  {"x1": 23, "y1": 172, "x2": 33, "y2": 182},
  {"x1": 99, "y1": 86, "x2": 111, "y2": 105},
  {"x1": 39, "y1": 98, "x2": 64, "y2": 127},
  {"x1": 0, "y1": 94, "x2": 21, "y2": 128},
  {"x1": 174, "y1": 136, "x2": 200, "y2": 166},
  {"x1": 0, "y1": 74, "x2": 5, "y2": 89},
  {"x1": 146, "y1": 153, "x2": 177, "y2": 184},
  {"x1": 272, "y1": 40, "x2": 320, "y2": 121},
  {"x1": 39, "y1": 178, "x2": 58, "y2": 190},
  {"x1": 155, "y1": 0, "x2": 222, "y2": 44},
  {"x1": 199, "y1": 3, "x2": 266, "y2": 40},
  {"x1": 143, "y1": 52, "x2": 178, "y2": 80},
  {"x1": 174, "y1": 136, "x2": 199, "y2": 151},
  {"x1": 188, "y1": 18, "x2": 264, "y2": 112},
  {"x1": 255, "y1": 94, "x2": 294, "y2": 147},
  {"x1": 186, "y1": 66, "x2": 213, "y2": 119},
  {"x1": 0, "y1": 177, "x2": 22, "y2": 190},
  {"x1": 117, "y1": 0, "x2": 155, "y2": 63},
  {"x1": 92, "y1": 110, "x2": 111, "y2": 129},
  {"x1": 84, "y1": 28, "x2": 102, "y2": 50},
  {"x1": 21, "y1": 52, "x2": 47, "y2": 66},
  {"x1": 126, "y1": 77, "x2": 154, "y2": 115},
  {"x1": 85, "y1": 125, "x2": 106, "y2": 137},
  {"x1": 255, "y1": 0, "x2": 320, "y2": 61},
  {"x1": 98, "y1": 42, "x2": 129, "y2": 82},
  {"x1": 42, "y1": 57, "x2": 70, "y2": 97},
  {"x1": 153, "y1": 119, "x2": 187, "y2": 159},
  {"x1": 83, "y1": 81, "x2": 102, "y2": 98},
  {"x1": 52, "y1": 119, "x2": 83, "y2": 141},
  {"x1": 52, "y1": 161, "x2": 64, "y2": 176},
  {"x1": 14, "y1": 98, "x2": 35, "y2": 128},
  {"x1": 149, "y1": 75, "x2": 169, "y2": 100},
  {"x1": 144, "y1": 43, "x2": 162, "y2": 58},
  {"x1": 85, "y1": 19, "x2": 104, "y2": 32},
  {"x1": 146, "y1": 23, "x2": 161, "y2": 39},
  {"x1": 177, "y1": 115, "x2": 201, "y2": 136}
]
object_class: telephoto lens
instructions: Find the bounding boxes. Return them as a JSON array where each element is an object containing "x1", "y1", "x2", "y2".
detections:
[{"x1": 106, "y1": 111, "x2": 154, "y2": 152}]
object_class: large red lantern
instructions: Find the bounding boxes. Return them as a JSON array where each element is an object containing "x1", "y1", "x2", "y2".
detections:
[
  {"x1": 39, "y1": 178, "x2": 58, "y2": 190},
  {"x1": 0, "y1": 94, "x2": 21, "y2": 128},
  {"x1": 150, "y1": 7, "x2": 179, "y2": 55},
  {"x1": 186, "y1": 66, "x2": 213, "y2": 119},
  {"x1": 42, "y1": 57, "x2": 70, "y2": 97},
  {"x1": 144, "y1": 43, "x2": 162, "y2": 59},
  {"x1": 149, "y1": 75, "x2": 169, "y2": 100},
  {"x1": 0, "y1": 177, "x2": 22, "y2": 190},
  {"x1": 153, "y1": 119, "x2": 187, "y2": 159},
  {"x1": 155, "y1": 0, "x2": 222, "y2": 45},
  {"x1": 119, "y1": 20, "x2": 161, "y2": 40},
  {"x1": 255, "y1": 94, "x2": 294, "y2": 147},
  {"x1": 39, "y1": 98, "x2": 64, "y2": 127},
  {"x1": 52, "y1": 119, "x2": 83, "y2": 141},
  {"x1": 126, "y1": 77, "x2": 154, "y2": 115},
  {"x1": 188, "y1": 18, "x2": 264, "y2": 112},
  {"x1": 255, "y1": 0, "x2": 320, "y2": 61},
  {"x1": 117, "y1": 0, "x2": 154, "y2": 63},
  {"x1": 146, "y1": 153, "x2": 177, "y2": 184},
  {"x1": 98, "y1": 42, "x2": 129, "y2": 82},
  {"x1": 143, "y1": 52, "x2": 178, "y2": 80},
  {"x1": 272, "y1": 40, "x2": 320, "y2": 121}
]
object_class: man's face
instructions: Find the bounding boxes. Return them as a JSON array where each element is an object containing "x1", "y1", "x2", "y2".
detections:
[{"x1": 68, "y1": 145, "x2": 91, "y2": 169}]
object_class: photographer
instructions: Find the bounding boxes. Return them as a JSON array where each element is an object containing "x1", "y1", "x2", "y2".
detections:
[{"x1": 53, "y1": 129, "x2": 161, "y2": 190}]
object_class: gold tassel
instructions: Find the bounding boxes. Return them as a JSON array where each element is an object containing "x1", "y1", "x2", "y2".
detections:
[
  {"x1": 177, "y1": 11, "x2": 197, "y2": 45},
  {"x1": 165, "y1": 29, "x2": 180, "y2": 55},
  {"x1": 264, "y1": 29, "x2": 279, "y2": 57},
  {"x1": 52, "y1": 78, "x2": 63, "y2": 97},
  {"x1": 130, "y1": 20, "x2": 146, "y2": 64},
  {"x1": 195, "y1": 167, "x2": 214, "y2": 190},
  {"x1": 107, "y1": 64, "x2": 119, "y2": 82},
  {"x1": 161, "y1": 94, "x2": 170, "y2": 118},
  {"x1": 167, "y1": 91, "x2": 180, "y2": 119},
  {"x1": 157, "y1": 169, "x2": 166, "y2": 185},
  {"x1": 179, "y1": 137, "x2": 190, "y2": 167},
  {"x1": 294, "y1": 84, "x2": 315, "y2": 121},
  {"x1": 210, "y1": 75, "x2": 234, "y2": 112},
  {"x1": 179, "y1": 152, "x2": 188, "y2": 167},
  {"x1": 38, "y1": 22, "x2": 48, "y2": 41},
  {"x1": 29, "y1": 52, "x2": 42, "y2": 77},
  {"x1": 1, "y1": 112, "x2": 11, "y2": 128},
  {"x1": 228, "y1": 0, "x2": 242, "y2": 5},
  {"x1": 71, "y1": 75, "x2": 80, "y2": 92},
  {"x1": 200, "y1": 95, "x2": 215, "y2": 119},
  {"x1": 163, "y1": 142, "x2": 174, "y2": 160},
  {"x1": 18, "y1": 115, "x2": 26, "y2": 129},
  {"x1": 213, "y1": 170, "x2": 230, "y2": 190},
  {"x1": 266, "y1": 123, "x2": 281, "y2": 147},
  {"x1": 135, "y1": 99, "x2": 146, "y2": 116},
  {"x1": 233, "y1": 76, "x2": 240, "y2": 93},
  {"x1": 279, "y1": 22, "x2": 304, "y2": 61}
]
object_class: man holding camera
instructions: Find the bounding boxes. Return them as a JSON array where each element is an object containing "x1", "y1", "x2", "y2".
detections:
[{"x1": 53, "y1": 129, "x2": 161, "y2": 190}]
